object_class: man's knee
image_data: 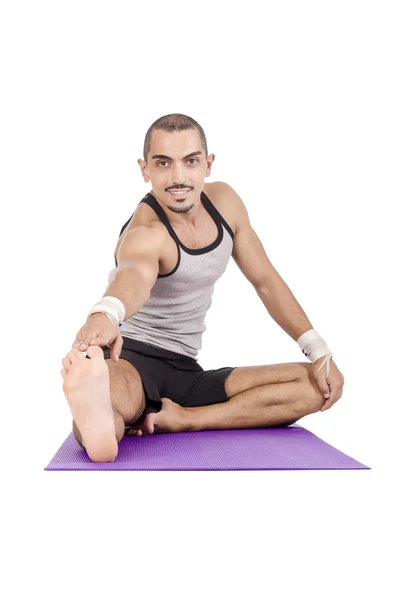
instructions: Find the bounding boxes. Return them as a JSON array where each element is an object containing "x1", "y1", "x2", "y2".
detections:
[
  {"x1": 296, "y1": 362, "x2": 324, "y2": 413},
  {"x1": 295, "y1": 383, "x2": 324, "y2": 416},
  {"x1": 105, "y1": 357, "x2": 146, "y2": 422}
]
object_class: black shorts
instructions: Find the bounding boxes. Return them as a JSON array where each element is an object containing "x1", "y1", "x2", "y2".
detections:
[{"x1": 101, "y1": 336, "x2": 236, "y2": 417}]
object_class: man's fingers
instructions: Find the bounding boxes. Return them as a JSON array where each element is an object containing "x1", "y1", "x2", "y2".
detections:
[
  {"x1": 320, "y1": 387, "x2": 342, "y2": 411},
  {"x1": 72, "y1": 338, "x2": 109, "y2": 353},
  {"x1": 320, "y1": 392, "x2": 334, "y2": 410},
  {"x1": 72, "y1": 319, "x2": 120, "y2": 354},
  {"x1": 73, "y1": 338, "x2": 97, "y2": 349},
  {"x1": 111, "y1": 334, "x2": 124, "y2": 362},
  {"x1": 317, "y1": 378, "x2": 330, "y2": 399},
  {"x1": 321, "y1": 398, "x2": 336, "y2": 411},
  {"x1": 313, "y1": 368, "x2": 330, "y2": 397}
]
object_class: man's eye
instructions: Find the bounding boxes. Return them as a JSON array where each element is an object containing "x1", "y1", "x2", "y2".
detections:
[{"x1": 157, "y1": 158, "x2": 198, "y2": 167}]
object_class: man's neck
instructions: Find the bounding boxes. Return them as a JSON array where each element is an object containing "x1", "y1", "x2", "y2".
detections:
[{"x1": 150, "y1": 189, "x2": 205, "y2": 229}]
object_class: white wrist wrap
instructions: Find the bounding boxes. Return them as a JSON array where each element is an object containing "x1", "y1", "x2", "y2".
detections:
[
  {"x1": 297, "y1": 329, "x2": 332, "y2": 378},
  {"x1": 87, "y1": 295, "x2": 126, "y2": 326}
]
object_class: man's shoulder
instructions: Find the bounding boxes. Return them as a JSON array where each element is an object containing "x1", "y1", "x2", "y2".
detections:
[
  {"x1": 204, "y1": 180, "x2": 236, "y2": 196},
  {"x1": 115, "y1": 209, "x2": 167, "y2": 265},
  {"x1": 204, "y1": 181, "x2": 244, "y2": 232},
  {"x1": 205, "y1": 180, "x2": 243, "y2": 206}
]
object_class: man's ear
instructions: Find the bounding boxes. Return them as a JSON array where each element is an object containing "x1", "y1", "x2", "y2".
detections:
[
  {"x1": 137, "y1": 158, "x2": 151, "y2": 183},
  {"x1": 206, "y1": 153, "x2": 215, "y2": 176}
]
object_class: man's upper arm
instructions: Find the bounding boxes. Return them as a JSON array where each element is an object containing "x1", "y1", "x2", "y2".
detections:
[
  {"x1": 116, "y1": 224, "x2": 166, "y2": 292},
  {"x1": 224, "y1": 184, "x2": 279, "y2": 292}
]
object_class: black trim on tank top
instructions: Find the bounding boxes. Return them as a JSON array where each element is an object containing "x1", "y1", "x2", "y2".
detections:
[
  {"x1": 201, "y1": 191, "x2": 235, "y2": 241},
  {"x1": 157, "y1": 242, "x2": 181, "y2": 278},
  {"x1": 113, "y1": 190, "x2": 235, "y2": 274},
  {"x1": 113, "y1": 196, "x2": 181, "y2": 276},
  {"x1": 143, "y1": 191, "x2": 234, "y2": 255},
  {"x1": 135, "y1": 194, "x2": 181, "y2": 277}
]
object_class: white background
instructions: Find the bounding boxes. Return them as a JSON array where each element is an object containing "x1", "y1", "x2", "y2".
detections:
[{"x1": 1, "y1": 1, "x2": 396, "y2": 598}]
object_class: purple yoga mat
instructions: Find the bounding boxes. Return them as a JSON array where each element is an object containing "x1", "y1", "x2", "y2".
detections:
[{"x1": 45, "y1": 424, "x2": 370, "y2": 471}]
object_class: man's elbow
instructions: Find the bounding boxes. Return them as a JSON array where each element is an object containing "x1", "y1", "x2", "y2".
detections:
[{"x1": 255, "y1": 269, "x2": 283, "y2": 296}]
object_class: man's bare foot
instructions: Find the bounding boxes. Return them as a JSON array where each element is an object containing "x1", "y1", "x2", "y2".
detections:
[
  {"x1": 125, "y1": 397, "x2": 187, "y2": 436},
  {"x1": 61, "y1": 345, "x2": 118, "y2": 462}
]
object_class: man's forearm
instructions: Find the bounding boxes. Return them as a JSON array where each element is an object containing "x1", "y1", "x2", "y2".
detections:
[
  {"x1": 99, "y1": 268, "x2": 150, "y2": 321},
  {"x1": 257, "y1": 272, "x2": 314, "y2": 342}
]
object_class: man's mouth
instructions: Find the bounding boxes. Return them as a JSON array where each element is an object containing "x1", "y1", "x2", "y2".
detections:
[{"x1": 168, "y1": 189, "x2": 191, "y2": 197}]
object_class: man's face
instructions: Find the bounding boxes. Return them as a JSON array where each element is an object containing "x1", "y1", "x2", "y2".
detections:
[{"x1": 138, "y1": 128, "x2": 215, "y2": 214}]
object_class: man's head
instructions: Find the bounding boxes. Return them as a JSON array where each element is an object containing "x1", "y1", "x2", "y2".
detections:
[{"x1": 138, "y1": 113, "x2": 215, "y2": 214}]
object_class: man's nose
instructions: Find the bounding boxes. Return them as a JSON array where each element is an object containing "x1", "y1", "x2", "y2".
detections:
[{"x1": 170, "y1": 162, "x2": 186, "y2": 182}]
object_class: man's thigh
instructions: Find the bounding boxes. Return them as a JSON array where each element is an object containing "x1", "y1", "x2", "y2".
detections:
[
  {"x1": 163, "y1": 366, "x2": 235, "y2": 408},
  {"x1": 224, "y1": 362, "x2": 313, "y2": 398}
]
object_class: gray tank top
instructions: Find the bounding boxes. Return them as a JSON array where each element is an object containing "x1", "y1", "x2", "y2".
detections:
[{"x1": 107, "y1": 191, "x2": 235, "y2": 360}]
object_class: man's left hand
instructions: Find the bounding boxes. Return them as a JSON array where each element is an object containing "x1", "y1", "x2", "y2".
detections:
[{"x1": 313, "y1": 357, "x2": 345, "y2": 411}]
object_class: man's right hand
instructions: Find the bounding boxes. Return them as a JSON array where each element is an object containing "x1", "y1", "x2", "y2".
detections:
[{"x1": 72, "y1": 313, "x2": 123, "y2": 363}]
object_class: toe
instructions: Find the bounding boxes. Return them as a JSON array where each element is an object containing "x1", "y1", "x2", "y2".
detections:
[
  {"x1": 68, "y1": 348, "x2": 87, "y2": 362},
  {"x1": 126, "y1": 428, "x2": 142, "y2": 437},
  {"x1": 62, "y1": 357, "x2": 71, "y2": 370},
  {"x1": 143, "y1": 415, "x2": 155, "y2": 435},
  {"x1": 60, "y1": 368, "x2": 67, "y2": 380},
  {"x1": 86, "y1": 345, "x2": 104, "y2": 359},
  {"x1": 66, "y1": 350, "x2": 78, "y2": 363}
]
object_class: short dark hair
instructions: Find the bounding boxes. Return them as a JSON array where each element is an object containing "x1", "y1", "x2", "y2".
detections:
[{"x1": 143, "y1": 113, "x2": 208, "y2": 162}]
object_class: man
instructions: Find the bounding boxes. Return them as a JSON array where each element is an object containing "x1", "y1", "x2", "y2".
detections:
[{"x1": 61, "y1": 113, "x2": 344, "y2": 463}]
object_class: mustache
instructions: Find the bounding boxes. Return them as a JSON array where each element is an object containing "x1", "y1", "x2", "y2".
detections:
[{"x1": 166, "y1": 186, "x2": 192, "y2": 191}]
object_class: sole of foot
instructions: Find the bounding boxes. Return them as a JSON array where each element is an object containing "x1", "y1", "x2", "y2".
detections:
[{"x1": 61, "y1": 345, "x2": 118, "y2": 462}]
